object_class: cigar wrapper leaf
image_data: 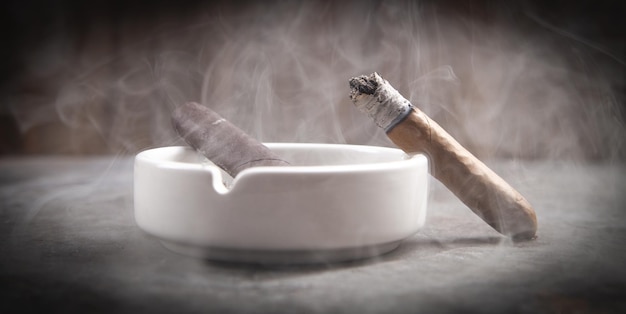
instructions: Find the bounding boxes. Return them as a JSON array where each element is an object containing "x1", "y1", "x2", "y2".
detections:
[{"x1": 349, "y1": 73, "x2": 538, "y2": 240}]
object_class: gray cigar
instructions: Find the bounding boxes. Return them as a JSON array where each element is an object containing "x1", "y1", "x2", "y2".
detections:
[{"x1": 172, "y1": 102, "x2": 290, "y2": 178}]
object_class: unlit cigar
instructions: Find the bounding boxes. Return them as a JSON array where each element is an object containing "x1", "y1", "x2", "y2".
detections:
[
  {"x1": 349, "y1": 73, "x2": 538, "y2": 240},
  {"x1": 172, "y1": 102, "x2": 290, "y2": 178}
]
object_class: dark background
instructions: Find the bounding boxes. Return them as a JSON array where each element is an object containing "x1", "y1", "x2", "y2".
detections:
[{"x1": 0, "y1": 0, "x2": 624, "y2": 160}]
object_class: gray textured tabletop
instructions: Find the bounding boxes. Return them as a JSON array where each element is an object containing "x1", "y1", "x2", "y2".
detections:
[{"x1": 1, "y1": 156, "x2": 625, "y2": 313}]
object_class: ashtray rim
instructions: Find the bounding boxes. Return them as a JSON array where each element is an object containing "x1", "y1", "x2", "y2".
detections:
[{"x1": 135, "y1": 142, "x2": 423, "y2": 174}]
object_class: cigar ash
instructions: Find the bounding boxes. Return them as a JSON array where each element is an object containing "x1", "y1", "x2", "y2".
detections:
[{"x1": 349, "y1": 73, "x2": 413, "y2": 132}]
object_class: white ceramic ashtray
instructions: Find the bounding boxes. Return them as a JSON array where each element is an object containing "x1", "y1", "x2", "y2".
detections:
[{"x1": 134, "y1": 143, "x2": 428, "y2": 263}]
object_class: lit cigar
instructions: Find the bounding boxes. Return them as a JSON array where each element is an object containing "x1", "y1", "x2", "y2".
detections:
[
  {"x1": 349, "y1": 73, "x2": 537, "y2": 240},
  {"x1": 172, "y1": 102, "x2": 290, "y2": 178}
]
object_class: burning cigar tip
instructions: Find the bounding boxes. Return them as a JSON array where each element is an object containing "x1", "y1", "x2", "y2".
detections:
[
  {"x1": 349, "y1": 72, "x2": 380, "y2": 95},
  {"x1": 348, "y1": 72, "x2": 413, "y2": 131}
]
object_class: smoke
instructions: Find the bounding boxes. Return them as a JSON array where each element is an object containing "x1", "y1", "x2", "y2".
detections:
[{"x1": 2, "y1": 0, "x2": 624, "y2": 161}]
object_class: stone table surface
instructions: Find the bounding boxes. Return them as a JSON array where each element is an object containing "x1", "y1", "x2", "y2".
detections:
[{"x1": 1, "y1": 155, "x2": 625, "y2": 313}]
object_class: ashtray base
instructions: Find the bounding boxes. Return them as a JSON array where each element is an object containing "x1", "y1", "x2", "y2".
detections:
[{"x1": 160, "y1": 240, "x2": 401, "y2": 264}]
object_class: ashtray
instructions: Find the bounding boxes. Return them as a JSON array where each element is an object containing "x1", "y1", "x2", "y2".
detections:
[{"x1": 134, "y1": 143, "x2": 428, "y2": 263}]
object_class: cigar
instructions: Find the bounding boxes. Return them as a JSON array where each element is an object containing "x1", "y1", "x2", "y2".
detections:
[
  {"x1": 349, "y1": 73, "x2": 537, "y2": 240},
  {"x1": 172, "y1": 102, "x2": 290, "y2": 178}
]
